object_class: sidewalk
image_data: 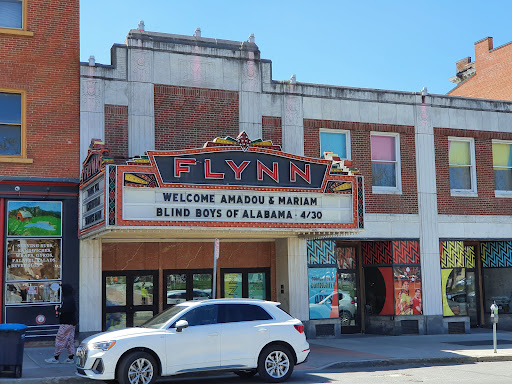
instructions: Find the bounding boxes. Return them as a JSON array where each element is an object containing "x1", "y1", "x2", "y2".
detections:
[{"x1": 1, "y1": 329, "x2": 512, "y2": 383}]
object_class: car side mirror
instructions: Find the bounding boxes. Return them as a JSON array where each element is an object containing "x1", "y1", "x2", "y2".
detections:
[{"x1": 175, "y1": 319, "x2": 189, "y2": 332}]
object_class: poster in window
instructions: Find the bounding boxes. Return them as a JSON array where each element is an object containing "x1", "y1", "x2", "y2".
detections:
[
  {"x1": 393, "y1": 266, "x2": 422, "y2": 315},
  {"x1": 5, "y1": 282, "x2": 61, "y2": 305},
  {"x1": 6, "y1": 239, "x2": 61, "y2": 281},
  {"x1": 308, "y1": 268, "x2": 338, "y2": 319},
  {"x1": 224, "y1": 273, "x2": 243, "y2": 298},
  {"x1": 7, "y1": 201, "x2": 62, "y2": 237}
]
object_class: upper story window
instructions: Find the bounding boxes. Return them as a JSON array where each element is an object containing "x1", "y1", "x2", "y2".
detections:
[
  {"x1": 371, "y1": 132, "x2": 401, "y2": 193},
  {"x1": 0, "y1": 91, "x2": 23, "y2": 156},
  {"x1": 449, "y1": 137, "x2": 476, "y2": 195},
  {"x1": 492, "y1": 140, "x2": 512, "y2": 195},
  {"x1": 319, "y1": 129, "x2": 350, "y2": 159},
  {"x1": 0, "y1": 0, "x2": 23, "y2": 29}
]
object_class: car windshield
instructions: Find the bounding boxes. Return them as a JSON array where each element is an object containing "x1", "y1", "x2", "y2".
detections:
[{"x1": 139, "y1": 305, "x2": 188, "y2": 329}]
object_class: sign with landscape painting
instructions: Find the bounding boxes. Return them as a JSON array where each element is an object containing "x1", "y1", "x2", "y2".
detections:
[{"x1": 7, "y1": 201, "x2": 62, "y2": 237}]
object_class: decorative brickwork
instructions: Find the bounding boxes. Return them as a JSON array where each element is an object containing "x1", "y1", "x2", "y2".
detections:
[
  {"x1": 304, "y1": 119, "x2": 417, "y2": 215},
  {"x1": 154, "y1": 85, "x2": 239, "y2": 150},
  {"x1": 105, "y1": 105, "x2": 128, "y2": 160},
  {"x1": 0, "y1": 0, "x2": 80, "y2": 178},
  {"x1": 434, "y1": 128, "x2": 512, "y2": 216},
  {"x1": 262, "y1": 116, "x2": 282, "y2": 148}
]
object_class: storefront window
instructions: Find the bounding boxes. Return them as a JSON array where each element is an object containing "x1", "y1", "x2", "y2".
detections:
[
  {"x1": 364, "y1": 267, "x2": 394, "y2": 315},
  {"x1": 192, "y1": 273, "x2": 212, "y2": 300},
  {"x1": 394, "y1": 266, "x2": 422, "y2": 315},
  {"x1": 308, "y1": 267, "x2": 337, "y2": 320},
  {"x1": 133, "y1": 275, "x2": 154, "y2": 306},
  {"x1": 167, "y1": 273, "x2": 187, "y2": 305},
  {"x1": 483, "y1": 268, "x2": 512, "y2": 314},
  {"x1": 443, "y1": 268, "x2": 468, "y2": 316},
  {"x1": 105, "y1": 276, "x2": 126, "y2": 306},
  {"x1": 248, "y1": 272, "x2": 266, "y2": 300}
]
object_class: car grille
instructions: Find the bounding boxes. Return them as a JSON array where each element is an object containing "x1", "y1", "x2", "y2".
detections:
[{"x1": 75, "y1": 345, "x2": 88, "y2": 368}]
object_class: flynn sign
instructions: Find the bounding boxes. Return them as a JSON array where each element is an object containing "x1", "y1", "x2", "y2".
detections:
[{"x1": 79, "y1": 133, "x2": 364, "y2": 235}]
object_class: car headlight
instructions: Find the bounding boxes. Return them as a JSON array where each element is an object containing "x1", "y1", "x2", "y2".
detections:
[{"x1": 89, "y1": 341, "x2": 116, "y2": 351}]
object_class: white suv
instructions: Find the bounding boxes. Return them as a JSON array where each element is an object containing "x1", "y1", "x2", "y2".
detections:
[{"x1": 76, "y1": 299, "x2": 310, "y2": 383}]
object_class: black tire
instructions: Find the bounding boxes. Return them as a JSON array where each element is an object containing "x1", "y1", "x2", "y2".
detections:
[
  {"x1": 117, "y1": 351, "x2": 158, "y2": 384},
  {"x1": 15, "y1": 365, "x2": 22, "y2": 378},
  {"x1": 257, "y1": 345, "x2": 294, "y2": 383},
  {"x1": 234, "y1": 369, "x2": 257, "y2": 378}
]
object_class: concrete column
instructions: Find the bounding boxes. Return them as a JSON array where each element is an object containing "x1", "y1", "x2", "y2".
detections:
[
  {"x1": 80, "y1": 77, "x2": 105, "y2": 165},
  {"x1": 239, "y1": 51, "x2": 262, "y2": 139},
  {"x1": 282, "y1": 91, "x2": 304, "y2": 156},
  {"x1": 79, "y1": 238, "x2": 102, "y2": 333},
  {"x1": 287, "y1": 237, "x2": 309, "y2": 321},
  {"x1": 414, "y1": 94, "x2": 443, "y2": 332},
  {"x1": 127, "y1": 48, "x2": 155, "y2": 156}
]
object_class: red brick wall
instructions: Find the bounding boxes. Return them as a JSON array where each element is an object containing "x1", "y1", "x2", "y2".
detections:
[
  {"x1": 435, "y1": 128, "x2": 512, "y2": 215},
  {"x1": 105, "y1": 105, "x2": 128, "y2": 160},
  {"x1": 304, "y1": 120, "x2": 418, "y2": 214},
  {"x1": 262, "y1": 116, "x2": 282, "y2": 148},
  {"x1": 449, "y1": 37, "x2": 512, "y2": 101},
  {"x1": 154, "y1": 85, "x2": 239, "y2": 150},
  {"x1": 0, "y1": 0, "x2": 80, "y2": 178}
]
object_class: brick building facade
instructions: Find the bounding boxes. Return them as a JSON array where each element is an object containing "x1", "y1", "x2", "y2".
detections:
[
  {"x1": 448, "y1": 37, "x2": 512, "y2": 101},
  {"x1": 0, "y1": 0, "x2": 80, "y2": 337},
  {"x1": 78, "y1": 27, "x2": 512, "y2": 336}
]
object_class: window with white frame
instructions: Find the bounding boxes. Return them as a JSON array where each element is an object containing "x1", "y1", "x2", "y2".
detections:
[
  {"x1": 0, "y1": 91, "x2": 22, "y2": 156},
  {"x1": 492, "y1": 140, "x2": 512, "y2": 193},
  {"x1": 0, "y1": 0, "x2": 23, "y2": 29},
  {"x1": 448, "y1": 137, "x2": 476, "y2": 194},
  {"x1": 319, "y1": 129, "x2": 350, "y2": 159},
  {"x1": 371, "y1": 132, "x2": 401, "y2": 192}
]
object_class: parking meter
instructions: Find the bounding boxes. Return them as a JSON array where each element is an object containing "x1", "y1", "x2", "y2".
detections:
[
  {"x1": 490, "y1": 302, "x2": 499, "y2": 323},
  {"x1": 491, "y1": 302, "x2": 499, "y2": 353}
]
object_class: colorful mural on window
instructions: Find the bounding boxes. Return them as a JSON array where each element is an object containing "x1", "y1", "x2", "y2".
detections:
[
  {"x1": 440, "y1": 241, "x2": 476, "y2": 317},
  {"x1": 7, "y1": 201, "x2": 62, "y2": 237}
]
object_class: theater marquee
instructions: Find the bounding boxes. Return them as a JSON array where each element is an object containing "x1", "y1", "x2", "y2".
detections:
[{"x1": 79, "y1": 133, "x2": 364, "y2": 236}]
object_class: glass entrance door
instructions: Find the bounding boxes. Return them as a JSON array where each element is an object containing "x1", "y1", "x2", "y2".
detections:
[
  {"x1": 163, "y1": 270, "x2": 212, "y2": 309},
  {"x1": 221, "y1": 269, "x2": 270, "y2": 300},
  {"x1": 103, "y1": 271, "x2": 158, "y2": 331},
  {"x1": 336, "y1": 246, "x2": 361, "y2": 333}
]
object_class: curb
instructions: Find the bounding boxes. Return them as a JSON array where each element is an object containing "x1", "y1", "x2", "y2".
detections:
[
  {"x1": 322, "y1": 355, "x2": 512, "y2": 370},
  {"x1": 0, "y1": 377, "x2": 83, "y2": 384}
]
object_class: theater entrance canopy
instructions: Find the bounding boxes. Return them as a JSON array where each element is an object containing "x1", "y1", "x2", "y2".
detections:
[{"x1": 78, "y1": 133, "x2": 365, "y2": 241}]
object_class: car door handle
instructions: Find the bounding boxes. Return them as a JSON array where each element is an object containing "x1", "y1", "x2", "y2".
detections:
[
  {"x1": 258, "y1": 328, "x2": 268, "y2": 333},
  {"x1": 208, "y1": 333, "x2": 219, "y2": 337}
]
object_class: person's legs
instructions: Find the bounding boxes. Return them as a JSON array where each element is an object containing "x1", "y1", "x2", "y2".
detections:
[
  {"x1": 64, "y1": 325, "x2": 76, "y2": 362},
  {"x1": 45, "y1": 325, "x2": 66, "y2": 363}
]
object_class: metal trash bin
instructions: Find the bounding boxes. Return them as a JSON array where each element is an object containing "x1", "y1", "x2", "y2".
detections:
[{"x1": 0, "y1": 324, "x2": 27, "y2": 378}]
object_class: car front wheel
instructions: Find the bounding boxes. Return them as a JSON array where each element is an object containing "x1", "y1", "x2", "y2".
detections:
[
  {"x1": 257, "y1": 345, "x2": 294, "y2": 382},
  {"x1": 117, "y1": 351, "x2": 158, "y2": 384}
]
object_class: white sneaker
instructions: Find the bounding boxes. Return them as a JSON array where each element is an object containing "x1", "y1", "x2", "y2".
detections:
[
  {"x1": 45, "y1": 357, "x2": 59, "y2": 364},
  {"x1": 64, "y1": 357, "x2": 74, "y2": 363}
]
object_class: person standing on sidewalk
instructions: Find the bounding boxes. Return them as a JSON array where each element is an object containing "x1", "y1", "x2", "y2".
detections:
[{"x1": 45, "y1": 284, "x2": 77, "y2": 364}]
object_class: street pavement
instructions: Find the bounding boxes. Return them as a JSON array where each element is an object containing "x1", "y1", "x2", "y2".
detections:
[{"x1": 1, "y1": 328, "x2": 512, "y2": 383}]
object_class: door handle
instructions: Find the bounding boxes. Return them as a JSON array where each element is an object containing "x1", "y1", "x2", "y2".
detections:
[
  {"x1": 258, "y1": 328, "x2": 268, "y2": 333},
  {"x1": 208, "y1": 333, "x2": 219, "y2": 337}
]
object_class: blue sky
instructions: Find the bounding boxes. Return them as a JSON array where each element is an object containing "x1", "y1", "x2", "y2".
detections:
[{"x1": 80, "y1": 0, "x2": 512, "y2": 95}]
